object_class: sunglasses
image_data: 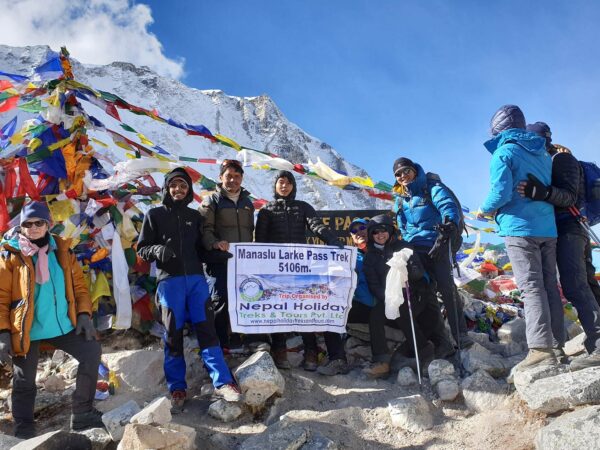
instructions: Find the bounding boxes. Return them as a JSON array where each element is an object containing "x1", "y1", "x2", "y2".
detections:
[
  {"x1": 21, "y1": 220, "x2": 47, "y2": 229},
  {"x1": 394, "y1": 167, "x2": 414, "y2": 177},
  {"x1": 372, "y1": 229, "x2": 389, "y2": 235},
  {"x1": 350, "y1": 224, "x2": 367, "y2": 234}
]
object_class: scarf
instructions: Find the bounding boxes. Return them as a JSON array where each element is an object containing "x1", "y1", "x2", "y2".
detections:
[{"x1": 18, "y1": 233, "x2": 50, "y2": 284}]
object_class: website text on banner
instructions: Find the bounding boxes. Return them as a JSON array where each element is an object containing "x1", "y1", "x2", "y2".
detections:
[{"x1": 227, "y1": 243, "x2": 358, "y2": 334}]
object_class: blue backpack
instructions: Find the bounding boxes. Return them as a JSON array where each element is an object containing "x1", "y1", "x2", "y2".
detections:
[{"x1": 580, "y1": 161, "x2": 600, "y2": 226}]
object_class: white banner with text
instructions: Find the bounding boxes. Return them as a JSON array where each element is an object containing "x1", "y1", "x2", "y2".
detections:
[{"x1": 227, "y1": 243, "x2": 357, "y2": 333}]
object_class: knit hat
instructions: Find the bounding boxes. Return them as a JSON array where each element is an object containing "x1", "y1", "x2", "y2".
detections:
[
  {"x1": 490, "y1": 105, "x2": 526, "y2": 136},
  {"x1": 526, "y1": 122, "x2": 552, "y2": 143},
  {"x1": 162, "y1": 167, "x2": 193, "y2": 206},
  {"x1": 20, "y1": 201, "x2": 51, "y2": 225},
  {"x1": 393, "y1": 157, "x2": 417, "y2": 175}
]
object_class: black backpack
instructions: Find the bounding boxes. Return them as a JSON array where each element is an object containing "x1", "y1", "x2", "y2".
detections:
[{"x1": 424, "y1": 172, "x2": 467, "y2": 254}]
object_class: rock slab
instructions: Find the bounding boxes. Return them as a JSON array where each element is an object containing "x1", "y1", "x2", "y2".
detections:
[
  {"x1": 427, "y1": 359, "x2": 456, "y2": 386},
  {"x1": 388, "y1": 395, "x2": 434, "y2": 432},
  {"x1": 77, "y1": 428, "x2": 112, "y2": 450},
  {"x1": 117, "y1": 423, "x2": 195, "y2": 450},
  {"x1": 208, "y1": 399, "x2": 243, "y2": 422},
  {"x1": 535, "y1": 405, "x2": 600, "y2": 450},
  {"x1": 396, "y1": 367, "x2": 418, "y2": 386},
  {"x1": 240, "y1": 420, "x2": 309, "y2": 450},
  {"x1": 461, "y1": 369, "x2": 506, "y2": 413},
  {"x1": 130, "y1": 396, "x2": 172, "y2": 426},
  {"x1": 12, "y1": 430, "x2": 91, "y2": 450},
  {"x1": 497, "y1": 317, "x2": 527, "y2": 344},
  {"x1": 461, "y1": 342, "x2": 507, "y2": 377},
  {"x1": 517, "y1": 366, "x2": 600, "y2": 414},
  {"x1": 234, "y1": 351, "x2": 285, "y2": 408},
  {"x1": 102, "y1": 399, "x2": 141, "y2": 441}
]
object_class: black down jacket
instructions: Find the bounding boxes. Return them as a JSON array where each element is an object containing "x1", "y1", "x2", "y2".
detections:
[
  {"x1": 255, "y1": 170, "x2": 340, "y2": 245},
  {"x1": 546, "y1": 150, "x2": 586, "y2": 235},
  {"x1": 362, "y1": 214, "x2": 428, "y2": 303}
]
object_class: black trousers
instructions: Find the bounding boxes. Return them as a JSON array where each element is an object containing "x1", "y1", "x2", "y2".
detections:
[
  {"x1": 584, "y1": 238, "x2": 600, "y2": 307},
  {"x1": 12, "y1": 330, "x2": 101, "y2": 425},
  {"x1": 347, "y1": 301, "x2": 390, "y2": 363},
  {"x1": 204, "y1": 262, "x2": 231, "y2": 347}
]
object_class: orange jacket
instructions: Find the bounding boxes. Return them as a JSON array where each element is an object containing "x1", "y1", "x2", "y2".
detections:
[{"x1": 0, "y1": 235, "x2": 92, "y2": 356}]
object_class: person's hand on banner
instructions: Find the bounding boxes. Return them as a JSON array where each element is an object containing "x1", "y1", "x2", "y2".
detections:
[{"x1": 213, "y1": 240, "x2": 230, "y2": 252}]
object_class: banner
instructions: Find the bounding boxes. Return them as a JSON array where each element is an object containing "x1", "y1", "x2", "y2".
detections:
[{"x1": 227, "y1": 243, "x2": 357, "y2": 333}]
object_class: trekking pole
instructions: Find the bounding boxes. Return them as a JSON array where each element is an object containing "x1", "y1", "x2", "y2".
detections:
[
  {"x1": 448, "y1": 230, "x2": 465, "y2": 378},
  {"x1": 569, "y1": 206, "x2": 600, "y2": 245},
  {"x1": 405, "y1": 280, "x2": 421, "y2": 385}
]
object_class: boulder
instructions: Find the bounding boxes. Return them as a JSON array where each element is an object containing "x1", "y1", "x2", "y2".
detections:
[
  {"x1": 208, "y1": 399, "x2": 243, "y2": 422},
  {"x1": 240, "y1": 420, "x2": 309, "y2": 450},
  {"x1": 535, "y1": 405, "x2": 600, "y2": 450},
  {"x1": 564, "y1": 332, "x2": 587, "y2": 356},
  {"x1": 117, "y1": 423, "x2": 195, "y2": 450},
  {"x1": 42, "y1": 374, "x2": 67, "y2": 393},
  {"x1": 102, "y1": 399, "x2": 141, "y2": 441},
  {"x1": 460, "y1": 342, "x2": 507, "y2": 377},
  {"x1": 102, "y1": 349, "x2": 164, "y2": 391},
  {"x1": 346, "y1": 323, "x2": 404, "y2": 343},
  {"x1": 435, "y1": 379, "x2": 460, "y2": 401},
  {"x1": 512, "y1": 363, "x2": 568, "y2": 389},
  {"x1": 467, "y1": 331, "x2": 503, "y2": 354},
  {"x1": 290, "y1": 373, "x2": 315, "y2": 391},
  {"x1": 461, "y1": 370, "x2": 506, "y2": 413},
  {"x1": 396, "y1": 367, "x2": 418, "y2": 386},
  {"x1": 50, "y1": 350, "x2": 66, "y2": 368},
  {"x1": 130, "y1": 396, "x2": 172, "y2": 426},
  {"x1": 500, "y1": 341, "x2": 528, "y2": 357},
  {"x1": 234, "y1": 351, "x2": 285, "y2": 408},
  {"x1": 12, "y1": 430, "x2": 91, "y2": 450},
  {"x1": 201, "y1": 383, "x2": 215, "y2": 397},
  {"x1": 497, "y1": 317, "x2": 527, "y2": 344},
  {"x1": 300, "y1": 432, "x2": 338, "y2": 449},
  {"x1": 344, "y1": 336, "x2": 367, "y2": 349},
  {"x1": 427, "y1": 359, "x2": 456, "y2": 386},
  {"x1": 388, "y1": 395, "x2": 434, "y2": 432},
  {"x1": 517, "y1": 366, "x2": 600, "y2": 414},
  {"x1": 77, "y1": 428, "x2": 112, "y2": 450},
  {"x1": 0, "y1": 433, "x2": 23, "y2": 450}
]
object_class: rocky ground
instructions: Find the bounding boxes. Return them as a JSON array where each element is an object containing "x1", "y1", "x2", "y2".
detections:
[{"x1": 1, "y1": 294, "x2": 598, "y2": 449}]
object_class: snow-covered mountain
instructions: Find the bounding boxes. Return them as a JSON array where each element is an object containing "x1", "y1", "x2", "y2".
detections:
[{"x1": 0, "y1": 45, "x2": 378, "y2": 210}]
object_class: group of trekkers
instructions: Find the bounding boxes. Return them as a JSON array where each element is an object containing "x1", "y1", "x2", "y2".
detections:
[{"x1": 0, "y1": 103, "x2": 599, "y2": 439}]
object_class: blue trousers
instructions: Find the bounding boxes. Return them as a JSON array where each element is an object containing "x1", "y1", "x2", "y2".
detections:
[{"x1": 157, "y1": 275, "x2": 233, "y2": 391}]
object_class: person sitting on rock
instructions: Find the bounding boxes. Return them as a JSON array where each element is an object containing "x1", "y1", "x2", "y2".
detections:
[
  {"x1": 0, "y1": 201, "x2": 103, "y2": 439},
  {"x1": 137, "y1": 167, "x2": 242, "y2": 411},
  {"x1": 254, "y1": 170, "x2": 347, "y2": 375},
  {"x1": 362, "y1": 214, "x2": 449, "y2": 378}
]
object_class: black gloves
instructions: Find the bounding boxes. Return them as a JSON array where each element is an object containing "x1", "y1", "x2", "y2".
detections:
[
  {"x1": 75, "y1": 314, "x2": 97, "y2": 341},
  {"x1": 521, "y1": 173, "x2": 552, "y2": 201},
  {"x1": 330, "y1": 239, "x2": 345, "y2": 249},
  {"x1": 428, "y1": 221, "x2": 455, "y2": 260},
  {"x1": 150, "y1": 245, "x2": 176, "y2": 263}
]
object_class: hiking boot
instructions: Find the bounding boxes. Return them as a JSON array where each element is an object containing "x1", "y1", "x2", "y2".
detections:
[
  {"x1": 14, "y1": 421, "x2": 36, "y2": 439},
  {"x1": 215, "y1": 383, "x2": 243, "y2": 402},
  {"x1": 553, "y1": 347, "x2": 570, "y2": 364},
  {"x1": 570, "y1": 350, "x2": 600, "y2": 372},
  {"x1": 317, "y1": 358, "x2": 349, "y2": 376},
  {"x1": 303, "y1": 350, "x2": 318, "y2": 372},
  {"x1": 362, "y1": 362, "x2": 390, "y2": 379},
  {"x1": 248, "y1": 341, "x2": 271, "y2": 353},
  {"x1": 272, "y1": 349, "x2": 291, "y2": 370},
  {"x1": 170, "y1": 390, "x2": 187, "y2": 413},
  {"x1": 513, "y1": 348, "x2": 557, "y2": 372},
  {"x1": 70, "y1": 407, "x2": 104, "y2": 431}
]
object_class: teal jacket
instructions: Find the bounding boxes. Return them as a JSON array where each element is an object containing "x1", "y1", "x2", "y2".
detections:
[
  {"x1": 3, "y1": 234, "x2": 74, "y2": 340},
  {"x1": 481, "y1": 129, "x2": 557, "y2": 238}
]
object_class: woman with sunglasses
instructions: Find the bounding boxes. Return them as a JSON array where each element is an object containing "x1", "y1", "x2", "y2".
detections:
[
  {"x1": 255, "y1": 170, "x2": 347, "y2": 374},
  {"x1": 393, "y1": 157, "x2": 473, "y2": 351},
  {"x1": 0, "y1": 201, "x2": 103, "y2": 438}
]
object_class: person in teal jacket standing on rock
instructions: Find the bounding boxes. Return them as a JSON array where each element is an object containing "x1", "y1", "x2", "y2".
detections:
[{"x1": 478, "y1": 104, "x2": 564, "y2": 371}]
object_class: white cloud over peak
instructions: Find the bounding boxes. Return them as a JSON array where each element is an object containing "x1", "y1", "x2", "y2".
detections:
[{"x1": 0, "y1": 0, "x2": 185, "y2": 79}]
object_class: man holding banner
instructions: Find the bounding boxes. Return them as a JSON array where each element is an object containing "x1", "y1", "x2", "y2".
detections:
[{"x1": 251, "y1": 170, "x2": 349, "y2": 374}]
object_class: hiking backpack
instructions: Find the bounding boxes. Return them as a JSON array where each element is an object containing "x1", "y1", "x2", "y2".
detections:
[
  {"x1": 424, "y1": 172, "x2": 467, "y2": 254},
  {"x1": 579, "y1": 160, "x2": 600, "y2": 226}
]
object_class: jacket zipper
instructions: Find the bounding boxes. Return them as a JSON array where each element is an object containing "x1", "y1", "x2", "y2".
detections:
[
  {"x1": 236, "y1": 206, "x2": 242, "y2": 242},
  {"x1": 285, "y1": 201, "x2": 292, "y2": 242},
  {"x1": 177, "y1": 211, "x2": 187, "y2": 275},
  {"x1": 16, "y1": 253, "x2": 30, "y2": 352}
]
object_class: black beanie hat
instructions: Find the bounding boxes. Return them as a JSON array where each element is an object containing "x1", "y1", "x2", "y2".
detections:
[
  {"x1": 526, "y1": 122, "x2": 552, "y2": 143},
  {"x1": 393, "y1": 157, "x2": 417, "y2": 175}
]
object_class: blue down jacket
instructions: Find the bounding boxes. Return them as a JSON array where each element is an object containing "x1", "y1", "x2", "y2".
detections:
[
  {"x1": 481, "y1": 128, "x2": 557, "y2": 237},
  {"x1": 395, "y1": 164, "x2": 460, "y2": 248}
]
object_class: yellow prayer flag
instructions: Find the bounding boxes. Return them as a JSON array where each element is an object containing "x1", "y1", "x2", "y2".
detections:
[
  {"x1": 47, "y1": 199, "x2": 76, "y2": 222},
  {"x1": 214, "y1": 134, "x2": 242, "y2": 151}
]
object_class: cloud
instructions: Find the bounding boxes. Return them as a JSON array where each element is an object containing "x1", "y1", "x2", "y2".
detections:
[{"x1": 0, "y1": 0, "x2": 185, "y2": 79}]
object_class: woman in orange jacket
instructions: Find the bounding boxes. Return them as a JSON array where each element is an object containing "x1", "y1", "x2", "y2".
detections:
[{"x1": 0, "y1": 201, "x2": 103, "y2": 439}]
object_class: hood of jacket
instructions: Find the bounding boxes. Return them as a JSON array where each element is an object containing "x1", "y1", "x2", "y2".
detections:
[
  {"x1": 367, "y1": 214, "x2": 396, "y2": 244},
  {"x1": 273, "y1": 170, "x2": 297, "y2": 201},
  {"x1": 162, "y1": 167, "x2": 194, "y2": 207},
  {"x1": 484, "y1": 129, "x2": 547, "y2": 156}
]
